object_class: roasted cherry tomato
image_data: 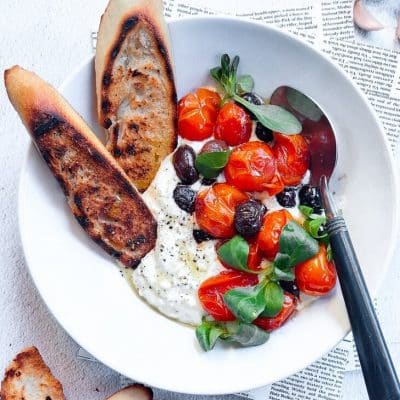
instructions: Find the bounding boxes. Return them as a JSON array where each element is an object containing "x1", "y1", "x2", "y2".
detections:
[
  {"x1": 264, "y1": 172, "x2": 285, "y2": 196},
  {"x1": 198, "y1": 270, "x2": 259, "y2": 321},
  {"x1": 195, "y1": 183, "x2": 248, "y2": 238},
  {"x1": 254, "y1": 292, "x2": 297, "y2": 331},
  {"x1": 224, "y1": 141, "x2": 277, "y2": 192},
  {"x1": 178, "y1": 88, "x2": 221, "y2": 140},
  {"x1": 214, "y1": 102, "x2": 252, "y2": 146},
  {"x1": 295, "y1": 245, "x2": 337, "y2": 296},
  {"x1": 273, "y1": 133, "x2": 310, "y2": 186},
  {"x1": 247, "y1": 239, "x2": 263, "y2": 271},
  {"x1": 257, "y1": 210, "x2": 293, "y2": 260},
  {"x1": 216, "y1": 238, "x2": 262, "y2": 271}
]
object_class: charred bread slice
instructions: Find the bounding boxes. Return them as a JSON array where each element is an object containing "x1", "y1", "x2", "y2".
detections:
[
  {"x1": 1, "y1": 346, "x2": 65, "y2": 400},
  {"x1": 95, "y1": 0, "x2": 177, "y2": 192},
  {"x1": 107, "y1": 384, "x2": 153, "y2": 399},
  {"x1": 5, "y1": 66, "x2": 157, "y2": 268}
]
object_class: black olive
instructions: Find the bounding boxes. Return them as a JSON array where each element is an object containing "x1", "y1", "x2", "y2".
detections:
[
  {"x1": 299, "y1": 185, "x2": 323, "y2": 214},
  {"x1": 173, "y1": 185, "x2": 197, "y2": 213},
  {"x1": 276, "y1": 188, "x2": 296, "y2": 208},
  {"x1": 255, "y1": 122, "x2": 273, "y2": 143},
  {"x1": 239, "y1": 93, "x2": 265, "y2": 120},
  {"x1": 241, "y1": 92, "x2": 264, "y2": 105},
  {"x1": 193, "y1": 229, "x2": 214, "y2": 243},
  {"x1": 279, "y1": 280, "x2": 300, "y2": 298},
  {"x1": 200, "y1": 139, "x2": 229, "y2": 154},
  {"x1": 234, "y1": 200, "x2": 266, "y2": 237},
  {"x1": 201, "y1": 177, "x2": 217, "y2": 186},
  {"x1": 173, "y1": 145, "x2": 199, "y2": 185}
]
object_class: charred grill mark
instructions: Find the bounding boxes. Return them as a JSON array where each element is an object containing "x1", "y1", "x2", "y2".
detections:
[
  {"x1": 91, "y1": 149, "x2": 106, "y2": 166},
  {"x1": 126, "y1": 235, "x2": 147, "y2": 247},
  {"x1": 105, "y1": 225, "x2": 115, "y2": 235},
  {"x1": 129, "y1": 122, "x2": 139, "y2": 131},
  {"x1": 76, "y1": 215, "x2": 90, "y2": 229},
  {"x1": 132, "y1": 69, "x2": 142, "y2": 77},
  {"x1": 113, "y1": 148, "x2": 122, "y2": 157},
  {"x1": 74, "y1": 194, "x2": 83, "y2": 210},
  {"x1": 113, "y1": 123, "x2": 119, "y2": 137},
  {"x1": 102, "y1": 73, "x2": 111, "y2": 87},
  {"x1": 101, "y1": 99, "x2": 111, "y2": 114},
  {"x1": 32, "y1": 114, "x2": 62, "y2": 138},
  {"x1": 126, "y1": 144, "x2": 136, "y2": 155},
  {"x1": 111, "y1": 16, "x2": 139, "y2": 59},
  {"x1": 104, "y1": 118, "x2": 112, "y2": 129}
]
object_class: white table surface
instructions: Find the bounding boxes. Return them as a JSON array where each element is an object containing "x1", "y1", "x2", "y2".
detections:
[{"x1": 1, "y1": 1, "x2": 399, "y2": 399}]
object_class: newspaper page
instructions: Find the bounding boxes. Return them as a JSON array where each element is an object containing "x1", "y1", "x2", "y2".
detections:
[{"x1": 87, "y1": 0, "x2": 400, "y2": 398}]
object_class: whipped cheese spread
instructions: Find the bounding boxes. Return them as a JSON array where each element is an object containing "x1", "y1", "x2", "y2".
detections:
[{"x1": 126, "y1": 153, "x2": 223, "y2": 325}]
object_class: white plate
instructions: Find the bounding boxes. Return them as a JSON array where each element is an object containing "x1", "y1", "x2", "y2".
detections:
[{"x1": 19, "y1": 17, "x2": 398, "y2": 395}]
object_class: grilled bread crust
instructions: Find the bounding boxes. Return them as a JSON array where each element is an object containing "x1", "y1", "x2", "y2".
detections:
[
  {"x1": 1, "y1": 346, "x2": 65, "y2": 400},
  {"x1": 5, "y1": 66, "x2": 157, "y2": 268},
  {"x1": 107, "y1": 384, "x2": 153, "y2": 400},
  {"x1": 95, "y1": 0, "x2": 177, "y2": 192}
]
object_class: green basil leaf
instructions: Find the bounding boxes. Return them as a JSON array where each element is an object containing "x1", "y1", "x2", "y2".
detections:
[
  {"x1": 260, "y1": 281, "x2": 284, "y2": 318},
  {"x1": 217, "y1": 235, "x2": 256, "y2": 273},
  {"x1": 225, "y1": 322, "x2": 269, "y2": 347},
  {"x1": 230, "y1": 55, "x2": 240, "y2": 75},
  {"x1": 299, "y1": 205, "x2": 314, "y2": 218},
  {"x1": 274, "y1": 221, "x2": 319, "y2": 270},
  {"x1": 210, "y1": 66, "x2": 222, "y2": 81},
  {"x1": 236, "y1": 75, "x2": 254, "y2": 95},
  {"x1": 272, "y1": 266, "x2": 295, "y2": 281},
  {"x1": 221, "y1": 54, "x2": 230, "y2": 72},
  {"x1": 195, "y1": 150, "x2": 230, "y2": 178},
  {"x1": 304, "y1": 218, "x2": 326, "y2": 238},
  {"x1": 234, "y1": 95, "x2": 301, "y2": 135},
  {"x1": 195, "y1": 321, "x2": 226, "y2": 352},
  {"x1": 286, "y1": 87, "x2": 323, "y2": 122},
  {"x1": 224, "y1": 282, "x2": 266, "y2": 323}
]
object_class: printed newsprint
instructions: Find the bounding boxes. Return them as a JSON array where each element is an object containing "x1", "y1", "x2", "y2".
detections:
[{"x1": 86, "y1": 0, "x2": 400, "y2": 398}]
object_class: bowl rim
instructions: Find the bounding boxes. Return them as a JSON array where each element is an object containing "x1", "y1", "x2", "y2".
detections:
[{"x1": 17, "y1": 15, "x2": 400, "y2": 395}]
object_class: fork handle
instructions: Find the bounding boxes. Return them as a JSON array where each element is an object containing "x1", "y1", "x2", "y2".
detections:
[{"x1": 326, "y1": 216, "x2": 400, "y2": 400}]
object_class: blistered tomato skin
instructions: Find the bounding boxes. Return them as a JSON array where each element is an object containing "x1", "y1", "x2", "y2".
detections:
[
  {"x1": 224, "y1": 141, "x2": 277, "y2": 192},
  {"x1": 254, "y1": 292, "x2": 297, "y2": 331},
  {"x1": 295, "y1": 245, "x2": 337, "y2": 296},
  {"x1": 178, "y1": 88, "x2": 221, "y2": 140},
  {"x1": 195, "y1": 183, "x2": 248, "y2": 238},
  {"x1": 214, "y1": 103, "x2": 252, "y2": 146},
  {"x1": 198, "y1": 270, "x2": 259, "y2": 321},
  {"x1": 257, "y1": 210, "x2": 293, "y2": 260},
  {"x1": 273, "y1": 134, "x2": 310, "y2": 186}
]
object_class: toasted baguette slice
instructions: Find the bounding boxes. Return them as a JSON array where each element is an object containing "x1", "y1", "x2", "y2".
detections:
[
  {"x1": 95, "y1": 0, "x2": 177, "y2": 192},
  {"x1": 107, "y1": 384, "x2": 153, "y2": 400},
  {"x1": 5, "y1": 66, "x2": 157, "y2": 268},
  {"x1": 1, "y1": 346, "x2": 65, "y2": 400}
]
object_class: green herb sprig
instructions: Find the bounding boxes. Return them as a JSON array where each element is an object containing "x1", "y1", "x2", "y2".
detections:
[
  {"x1": 196, "y1": 219, "x2": 320, "y2": 351},
  {"x1": 195, "y1": 150, "x2": 230, "y2": 178},
  {"x1": 195, "y1": 319, "x2": 269, "y2": 351},
  {"x1": 210, "y1": 54, "x2": 302, "y2": 135}
]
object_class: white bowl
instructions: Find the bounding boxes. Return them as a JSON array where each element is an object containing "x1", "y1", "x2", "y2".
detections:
[{"x1": 18, "y1": 16, "x2": 398, "y2": 395}]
